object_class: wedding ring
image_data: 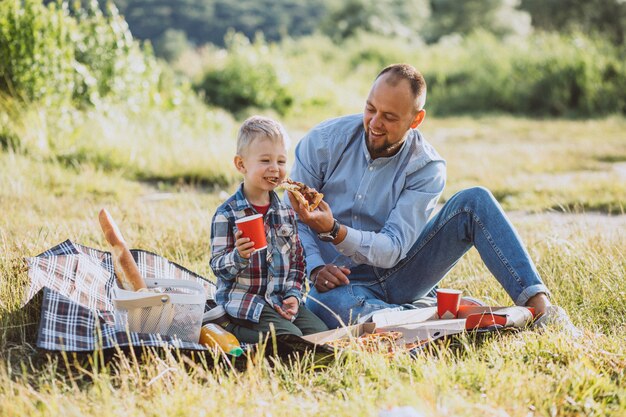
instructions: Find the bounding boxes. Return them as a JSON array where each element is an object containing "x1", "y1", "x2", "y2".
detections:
[{"x1": 324, "y1": 280, "x2": 329, "y2": 286}]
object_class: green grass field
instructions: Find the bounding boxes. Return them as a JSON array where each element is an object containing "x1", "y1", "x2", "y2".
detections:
[{"x1": 1, "y1": 116, "x2": 625, "y2": 416}]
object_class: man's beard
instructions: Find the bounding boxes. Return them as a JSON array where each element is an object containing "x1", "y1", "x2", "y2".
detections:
[{"x1": 365, "y1": 131, "x2": 406, "y2": 157}]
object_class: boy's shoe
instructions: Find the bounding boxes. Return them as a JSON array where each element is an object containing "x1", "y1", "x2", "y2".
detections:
[{"x1": 532, "y1": 305, "x2": 582, "y2": 338}]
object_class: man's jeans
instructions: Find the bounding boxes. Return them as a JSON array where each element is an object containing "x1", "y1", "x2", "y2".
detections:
[{"x1": 306, "y1": 187, "x2": 550, "y2": 328}]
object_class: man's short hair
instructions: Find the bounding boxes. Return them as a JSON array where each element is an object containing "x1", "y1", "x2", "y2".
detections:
[
  {"x1": 376, "y1": 64, "x2": 427, "y2": 111},
  {"x1": 236, "y1": 115, "x2": 289, "y2": 155}
]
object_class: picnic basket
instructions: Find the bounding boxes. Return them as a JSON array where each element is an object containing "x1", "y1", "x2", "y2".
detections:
[{"x1": 112, "y1": 278, "x2": 206, "y2": 343}]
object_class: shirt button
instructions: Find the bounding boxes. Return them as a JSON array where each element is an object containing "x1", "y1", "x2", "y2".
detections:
[
  {"x1": 368, "y1": 166, "x2": 374, "y2": 171},
  {"x1": 353, "y1": 215, "x2": 358, "y2": 220},
  {"x1": 357, "y1": 195, "x2": 362, "y2": 199}
]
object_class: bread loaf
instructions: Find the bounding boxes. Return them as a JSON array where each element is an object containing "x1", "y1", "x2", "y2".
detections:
[{"x1": 98, "y1": 208, "x2": 147, "y2": 291}]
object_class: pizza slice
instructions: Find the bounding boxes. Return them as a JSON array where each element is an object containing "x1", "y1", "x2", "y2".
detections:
[{"x1": 281, "y1": 178, "x2": 324, "y2": 212}]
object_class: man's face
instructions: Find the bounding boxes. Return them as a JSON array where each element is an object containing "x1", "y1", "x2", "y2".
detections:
[{"x1": 363, "y1": 74, "x2": 424, "y2": 159}]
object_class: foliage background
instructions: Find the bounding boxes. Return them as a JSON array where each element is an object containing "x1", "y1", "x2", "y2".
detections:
[
  {"x1": 2, "y1": 0, "x2": 625, "y2": 190},
  {"x1": 1, "y1": 2, "x2": 625, "y2": 416}
]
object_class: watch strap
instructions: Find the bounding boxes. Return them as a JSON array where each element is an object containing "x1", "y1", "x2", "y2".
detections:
[{"x1": 318, "y1": 219, "x2": 340, "y2": 241}]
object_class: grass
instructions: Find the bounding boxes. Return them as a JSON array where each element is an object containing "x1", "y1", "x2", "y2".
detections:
[
  {"x1": 1, "y1": 116, "x2": 625, "y2": 416},
  {"x1": 422, "y1": 116, "x2": 626, "y2": 214}
]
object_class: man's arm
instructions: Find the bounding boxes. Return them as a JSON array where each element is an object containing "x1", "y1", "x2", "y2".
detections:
[
  {"x1": 284, "y1": 127, "x2": 330, "y2": 277},
  {"x1": 292, "y1": 160, "x2": 446, "y2": 270}
]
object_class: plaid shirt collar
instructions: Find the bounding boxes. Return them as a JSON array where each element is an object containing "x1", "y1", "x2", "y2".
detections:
[{"x1": 232, "y1": 183, "x2": 282, "y2": 216}]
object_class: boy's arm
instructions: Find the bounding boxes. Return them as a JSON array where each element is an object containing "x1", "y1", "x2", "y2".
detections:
[
  {"x1": 282, "y1": 213, "x2": 305, "y2": 302},
  {"x1": 209, "y1": 212, "x2": 249, "y2": 280}
]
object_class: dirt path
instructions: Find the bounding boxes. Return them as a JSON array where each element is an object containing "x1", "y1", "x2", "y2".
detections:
[{"x1": 509, "y1": 211, "x2": 626, "y2": 239}]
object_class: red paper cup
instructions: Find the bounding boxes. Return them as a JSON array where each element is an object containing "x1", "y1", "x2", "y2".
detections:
[
  {"x1": 235, "y1": 214, "x2": 267, "y2": 251},
  {"x1": 437, "y1": 289, "x2": 462, "y2": 319}
]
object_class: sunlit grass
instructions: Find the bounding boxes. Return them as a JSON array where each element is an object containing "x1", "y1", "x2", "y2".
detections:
[
  {"x1": 1, "y1": 117, "x2": 625, "y2": 416},
  {"x1": 1, "y1": 95, "x2": 241, "y2": 187},
  {"x1": 422, "y1": 116, "x2": 626, "y2": 213}
]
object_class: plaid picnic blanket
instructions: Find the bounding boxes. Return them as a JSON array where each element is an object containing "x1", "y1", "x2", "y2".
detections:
[{"x1": 23, "y1": 240, "x2": 217, "y2": 351}]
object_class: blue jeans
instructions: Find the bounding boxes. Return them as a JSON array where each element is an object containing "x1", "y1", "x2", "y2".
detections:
[{"x1": 306, "y1": 187, "x2": 550, "y2": 328}]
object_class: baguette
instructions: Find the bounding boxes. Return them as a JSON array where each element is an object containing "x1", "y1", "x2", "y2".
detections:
[{"x1": 98, "y1": 208, "x2": 147, "y2": 291}]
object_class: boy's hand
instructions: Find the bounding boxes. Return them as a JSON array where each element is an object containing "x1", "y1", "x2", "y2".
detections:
[
  {"x1": 274, "y1": 296, "x2": 299, "y2": 321},
  {"x1": 234, "y1": 230, "x2": 256, "y2": 259},
  {"x1": 282, "y1": 297, "x2": 299, "y2": 316}
]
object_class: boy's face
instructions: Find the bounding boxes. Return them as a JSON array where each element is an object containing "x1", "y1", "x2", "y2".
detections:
[{"x1": 234, "y1": 137, "x2": 288, "y2": 195}]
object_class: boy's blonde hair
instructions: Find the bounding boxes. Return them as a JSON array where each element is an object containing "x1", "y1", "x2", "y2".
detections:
[{"x1": 236, "y1": 115, "x2": 289, "y2": 155}]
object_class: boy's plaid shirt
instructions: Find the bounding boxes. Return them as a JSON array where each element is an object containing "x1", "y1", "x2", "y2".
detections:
[{"x1": 210, "y1": 184, "x2": 305, "y2": 323}]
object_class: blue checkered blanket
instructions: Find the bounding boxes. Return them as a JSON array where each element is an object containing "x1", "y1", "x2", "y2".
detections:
[{"x1": 24, "y1": 240, "x2": 217, "y2": 351}]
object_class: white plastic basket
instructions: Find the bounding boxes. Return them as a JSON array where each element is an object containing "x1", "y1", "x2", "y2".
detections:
[{"x1": 112, "y1": 279, "x2": 206, "y2": 343}]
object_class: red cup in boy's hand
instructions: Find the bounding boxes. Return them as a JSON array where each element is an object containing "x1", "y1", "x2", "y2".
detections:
[
  {"x1": 235, "y1": 214, "x2": 267, "y2": 251},
  {"x1": 437, "y1": 288, "x2": 463, "y2": 319}
]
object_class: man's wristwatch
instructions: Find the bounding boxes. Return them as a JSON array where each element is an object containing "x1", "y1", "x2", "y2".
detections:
[{"x1": 317, "y1": 218, "x2": 340, "y2": 242}]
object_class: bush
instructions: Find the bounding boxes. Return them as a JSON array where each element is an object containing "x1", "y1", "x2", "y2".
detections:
[
  {"x1": 0, "y1": 0, "x2": 75, "y2": 106},
  {"x1": 421, "y1": 31, "x2": 626, "y2": 117},
  {"x1": 70, "y1": 1, "x2": 162, "y2": 109},
  {"x1": 0, "y1": 0, "x2": 164, "y2": 110},
  {"x1": 194, "y1": 33, "x2": 293, "y2": 116},
  {"x1": 154, "y1": 29, "x2": 192, "y2": 62}
]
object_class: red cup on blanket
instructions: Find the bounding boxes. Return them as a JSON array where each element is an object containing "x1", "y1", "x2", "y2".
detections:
[
  {"x1": 437, "y1": 288, "x2": 463, "y2": 319},
  {"x1": 235, "y1": 214, "x2": 267, "y2": 251}
]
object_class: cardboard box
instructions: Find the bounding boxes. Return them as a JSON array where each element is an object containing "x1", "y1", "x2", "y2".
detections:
[
  {"x1": 301, "y1": 322, "x2": 376, "y2": 345},
  {"x1": 298, "y1": 306, "x2": 534, "y2": 352},
  {"x1": 370, "y1": 305, "x2": 534, "y2": 344}
]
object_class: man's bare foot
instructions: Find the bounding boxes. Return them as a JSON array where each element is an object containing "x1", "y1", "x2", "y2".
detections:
[{"x1": 525, "y1": 292, "x2": 551, "y2": 317}]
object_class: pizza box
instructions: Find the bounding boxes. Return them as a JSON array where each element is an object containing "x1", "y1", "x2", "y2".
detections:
[
  {"x1": 301, "y1": 322, "x2": 377, "y2": 345},
  {"x1": 299, "y1": 306, "x2": 534, "y2": 350},
  {"x1": 372, "y1": 305, "x2": 535, "y2": 344}
]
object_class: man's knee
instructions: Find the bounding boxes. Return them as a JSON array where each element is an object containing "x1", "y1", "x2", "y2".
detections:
[{"x1": 452, "y1": 186, "x2": 498, "y2": 210}]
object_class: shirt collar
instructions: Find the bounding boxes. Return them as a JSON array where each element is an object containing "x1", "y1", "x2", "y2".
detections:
[
  {"x1": 233, "y1": 183, "x2": 281, "y2": 214},
  {"x1": 361, "y1": 129, "x2": 415, "y2": 164}
]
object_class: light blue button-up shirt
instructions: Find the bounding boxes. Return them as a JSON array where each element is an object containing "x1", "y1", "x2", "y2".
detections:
[{"x1": 287, "y1": 114, "x2": 446, "y2": 277}]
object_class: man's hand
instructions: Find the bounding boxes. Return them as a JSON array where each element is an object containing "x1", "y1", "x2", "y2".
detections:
[
  {"x1": 274, "y1": 296, "x2": 299, "y2": 321},
  {"x1": 234, "y1": 230, "x2": 255, "y2": 259},
  {"x1": 287, "y1": 193, "x2": 334, "y2": 234},
  {"x1": 312, "y1": 264, "x2": 351, "y2": 293}
]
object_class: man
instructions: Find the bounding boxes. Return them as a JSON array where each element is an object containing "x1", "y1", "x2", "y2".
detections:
[{"x1": 286, "y1": 63, "x2": 553, "y2": 329}]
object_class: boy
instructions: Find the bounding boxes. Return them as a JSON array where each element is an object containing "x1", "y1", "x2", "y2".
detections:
[{"x1": 209, "y1": 115, "x2": 328, "y2": 343}]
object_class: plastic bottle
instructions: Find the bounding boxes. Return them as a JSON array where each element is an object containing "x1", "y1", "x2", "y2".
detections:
[{"x1": 199, "y1": 323, "x2": 243, "y2": 357}]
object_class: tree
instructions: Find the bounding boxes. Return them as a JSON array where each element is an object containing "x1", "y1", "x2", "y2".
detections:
[
  {"x1": 424, "y1": 0, "x2": 531, "y2": 43},
  {"x1": 109, "y1": 0, "x2": 327, "y2": 48},
  {"x1": 154, "y1": 29, "x2": 191, "y2": 61},
  {"x1": 520, "y1": 0, "x2": 626, "y2": 45},
  {"x1": 320, "y1": 0, "x2": 430, "y2": 42}
]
